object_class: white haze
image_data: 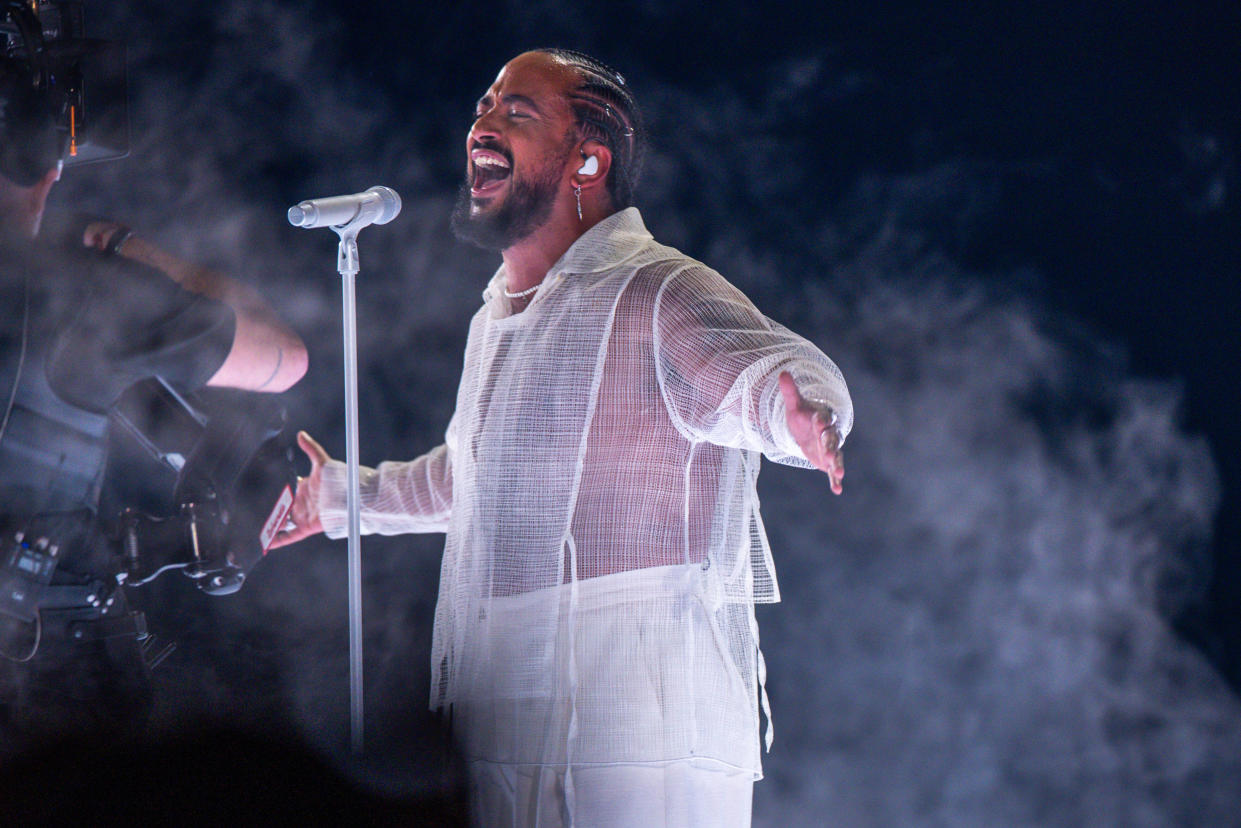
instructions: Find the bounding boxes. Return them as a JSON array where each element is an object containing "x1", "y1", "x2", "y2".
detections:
[{"x1": 44, "y1": 2, "x2": 1238, "y2": 823}]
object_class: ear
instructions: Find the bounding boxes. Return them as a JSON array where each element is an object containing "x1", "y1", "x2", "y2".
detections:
[
  {"x1": 26, "y1": 165, "x2": 59, "y2": 237},
  {"x1": 3, "y1": 165, "x2": 60, "y2": 238},
  {"x1": 571, "y1": 139, "x2": 612, "y2": 193}
]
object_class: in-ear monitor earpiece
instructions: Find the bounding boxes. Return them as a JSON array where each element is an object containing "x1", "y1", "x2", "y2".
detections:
[{"x1": 577, "y1": 155, "x2": 599, "y2": 176}]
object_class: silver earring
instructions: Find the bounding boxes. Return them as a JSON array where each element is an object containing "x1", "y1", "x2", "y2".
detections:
[{"x1": 574, "y1": 184, "x2": 583, "y2": 221}]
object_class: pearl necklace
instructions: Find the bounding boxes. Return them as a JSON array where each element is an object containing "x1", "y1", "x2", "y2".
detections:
[{"x1": 503, "y1": 282, "x2": 540, "y2": 299}]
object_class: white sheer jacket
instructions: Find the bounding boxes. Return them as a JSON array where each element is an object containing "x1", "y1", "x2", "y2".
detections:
[{"x1": 319, "y1": 207, "x2": 852, "y2": 776}]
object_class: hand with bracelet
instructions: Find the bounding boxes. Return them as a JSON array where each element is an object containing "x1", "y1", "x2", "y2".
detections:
[{"x1": 82, "y1": 220, "x2": 134, "y2": 256}]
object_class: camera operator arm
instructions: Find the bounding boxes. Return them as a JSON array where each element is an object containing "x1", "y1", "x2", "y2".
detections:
[{"x1": 83, "y1": 222, "x2": 308, "y2": 393}]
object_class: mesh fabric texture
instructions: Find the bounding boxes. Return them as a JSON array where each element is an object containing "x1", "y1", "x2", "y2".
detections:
[{"x1": 320, "y1": 208, "x2": 852, "y2": 775}]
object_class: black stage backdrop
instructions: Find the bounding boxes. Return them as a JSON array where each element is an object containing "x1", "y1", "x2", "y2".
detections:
[{"x1": 22, "y1": 1, "x2": 1241, "y2": 823}]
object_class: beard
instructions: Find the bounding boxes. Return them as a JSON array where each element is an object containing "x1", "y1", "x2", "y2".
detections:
[{"x1": 450, "y1": 160, "x2": 561, "y2": 251}]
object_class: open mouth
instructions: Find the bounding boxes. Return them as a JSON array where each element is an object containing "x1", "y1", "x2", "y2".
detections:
[{"x1": 471, "y1": 148, "x2": 511, "y2": 195}]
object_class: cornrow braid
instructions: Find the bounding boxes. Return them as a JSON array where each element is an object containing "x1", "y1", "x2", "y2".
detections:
[{"x1": 537, "y1": 48, "x2": 646, "y2": 209}]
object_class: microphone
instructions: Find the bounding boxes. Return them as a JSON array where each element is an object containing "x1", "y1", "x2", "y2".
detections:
[{"x1": 287, "y1": 186, "x2": 402, "y2": 229}]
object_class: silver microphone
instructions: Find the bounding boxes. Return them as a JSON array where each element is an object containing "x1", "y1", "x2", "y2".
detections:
[{"x1": 287, "y1": 186, "x2": 402, "y2": 229}]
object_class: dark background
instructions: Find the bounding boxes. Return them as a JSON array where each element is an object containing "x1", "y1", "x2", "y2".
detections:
[{"x1": 31, "y1": 1, "x2": 1241, "y2": 824}]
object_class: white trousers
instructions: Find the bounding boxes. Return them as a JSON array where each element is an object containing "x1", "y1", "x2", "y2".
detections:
[
  {"x1": 454, "y1": 565, "x2": 761, "y2": 771},
  {"x1": 467, "y1": 758, "x2": 754, "y2": 828}
]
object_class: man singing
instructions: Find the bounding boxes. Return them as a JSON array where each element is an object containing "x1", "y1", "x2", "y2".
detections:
[{"x1": 276, "y1": 49, "x2": 852, "y2": 827}]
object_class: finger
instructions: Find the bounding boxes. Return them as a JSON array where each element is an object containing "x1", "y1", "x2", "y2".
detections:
[
  {"x1": 270, "y1": 506, "x2": 322, "y2": 547},
  {"x1": 82, "y1": 222, "x2": 108, "y2": 249},
  {"x1": 806, "y1": 412, "x2": 825, "y2": 470},
  {"x1": 821, "y1": 422, "x2": 843, "y2": 455},
  {"x1": 297, "y1": 430, "x2": 330, "y2": 466},
  {"x1": 269, "y1": 525, "x2": 313, "y2": 549},
  {"x1": 821, "y1": 446, "x2": 844, "y2": 494},
  {"x1": 83, "y1": 221, "x2": 125, "y2": 248},
  {"x1": 777, "y1": 371, "x2": 801, "y2": 412}
]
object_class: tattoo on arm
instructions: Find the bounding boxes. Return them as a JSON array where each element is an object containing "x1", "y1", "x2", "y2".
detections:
[{"x1": 257, "y1": 347, "x2": 283, "y2": 390}]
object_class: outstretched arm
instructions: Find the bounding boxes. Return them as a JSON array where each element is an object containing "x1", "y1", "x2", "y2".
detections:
[
  {"x1": 653, "y1": 265, "x2": 852, "y2": 487},
  {"x1": 84, "y1": 221, "x2": 308, "y2": 392},
  {"x1": 271, "y1": 422, "x2": 455, "y2": 549}
]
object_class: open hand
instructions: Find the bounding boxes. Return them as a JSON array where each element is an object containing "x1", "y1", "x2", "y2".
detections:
[
  {"x1": 270, "y1": 431, "x2": 331, "y2": 548},
  {"x1": 778, "y1": 371, "x2": 845, "y2": 494}
]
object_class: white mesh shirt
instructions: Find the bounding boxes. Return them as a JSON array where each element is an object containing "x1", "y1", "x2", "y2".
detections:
[{"x1": 319, "y1": 208, "x2": 852, "y2": 776}]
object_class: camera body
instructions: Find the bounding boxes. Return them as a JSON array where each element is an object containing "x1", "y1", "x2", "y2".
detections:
[
  {"x1": 1, "y1": 0, "x2": 128, "y2": 183},
  {"x1": 110, "y1": 380, "x2": 297, "y2": 597}
]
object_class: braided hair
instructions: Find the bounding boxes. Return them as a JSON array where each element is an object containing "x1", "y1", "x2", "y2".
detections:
[{"x1": 536, "y1": 48, "x2": 646, "y2": 209}]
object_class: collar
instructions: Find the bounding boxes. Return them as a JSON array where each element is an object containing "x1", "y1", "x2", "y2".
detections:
[{"x1": 482, "y1": 207, "x2": 652, "y2": 304}]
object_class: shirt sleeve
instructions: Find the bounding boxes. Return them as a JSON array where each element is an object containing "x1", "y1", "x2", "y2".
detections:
[
  {"x1": 318, "y1": 414, "x2": 456, "y2": 537},
  {"x1": 651, "y1": 263, "x2": 852, "y2": 467},
  {"x1": 46, "y1": 254, "x2": 236, "y2": 412}
]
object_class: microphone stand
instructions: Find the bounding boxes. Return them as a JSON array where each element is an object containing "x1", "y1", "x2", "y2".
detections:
[
  {"x1": 290, "y1": 185, "x2": 399, "y2": 757},
  {"x1": 333, "y1": 218, "x2": 365, "y2": 755}
]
